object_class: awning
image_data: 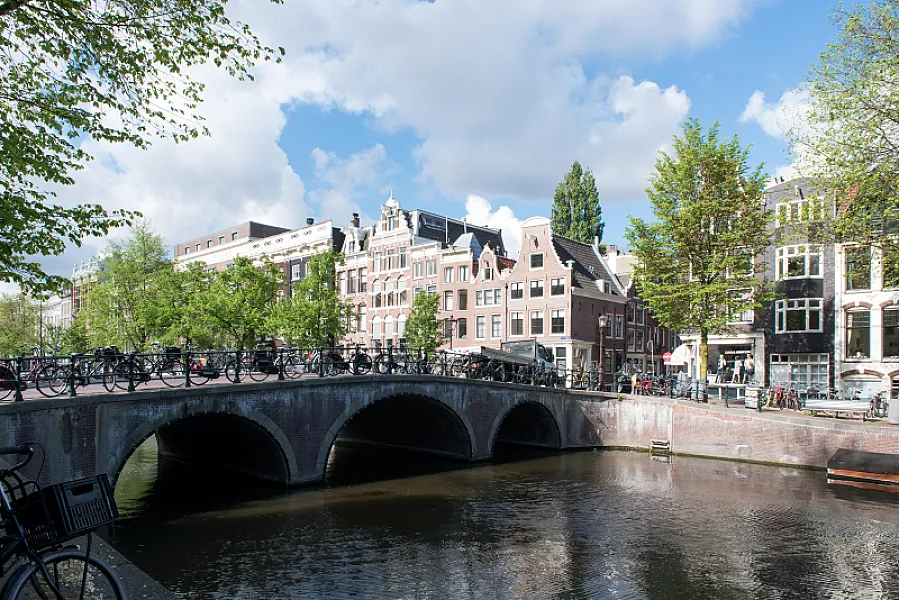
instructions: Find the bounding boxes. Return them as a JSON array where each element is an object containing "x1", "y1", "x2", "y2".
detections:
[{"x1": 668, "y1": 344, "x2": 692, "y2": 366}]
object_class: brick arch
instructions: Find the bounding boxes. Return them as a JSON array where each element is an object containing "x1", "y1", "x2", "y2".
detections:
[
  {"x1": 486, "y1": 399, "x2": 563, "y2": 454},
  {"x1": 840, "y1": 369, "x2": 885, "y2": 379},
  {"x1": 843, "y1": 301, "x2": 873, "y2": 310},
  {"x1": 887, "y1": 369, "x2": 899, "y2": 379},
  {"x1": 110, "y1": 408, "x2": 298, "y2": 488},
  {"x1": 881, "y1": 299, "x2": 899, "y2": 309},
  {"x1": 315, "y1": 385, "x2": 477, "y2": 479}
]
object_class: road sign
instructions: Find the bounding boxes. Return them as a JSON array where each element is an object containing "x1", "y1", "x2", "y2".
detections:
[{"x1": 663, "y1": 351, "x2": 672, "y2": 364}]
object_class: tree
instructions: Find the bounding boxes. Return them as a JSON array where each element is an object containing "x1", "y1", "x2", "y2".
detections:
[
  {"x1": 60, "y1": 317, "x2": 91, "y2": 354},
  {"x1": 0, "y1": 0, "x2": 283, "y2": 294},
  {"x1": 160, "y1": 263, "x2": 219, "y2": 349},
  {"x1": 0, "y1": 294, "x2": 39, "y2": 356},
  {"x1": 403, "y1": 291, "x2": 443, "y2": 354},
  {"x1": 268, "y1": 251, "x2": 349, "y2": 347},
  {"x1": 789, "y1": 0, "x2": 899, "y2": 245},
  {"x1": 550, "y1": 161, "x2": 605, "y2": 246},
  {"x1": 80, "y1": 223, "x2": 174, "y2": 350},
  {"x1": 626, "y1": 119, "x2": 773, "y2": 382},
  {"x1": 195, "y1": 256, "x2": 282, "y2": 348}
]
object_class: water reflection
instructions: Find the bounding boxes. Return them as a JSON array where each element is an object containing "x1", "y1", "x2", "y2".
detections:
[{"x1": 112, "y1": 440, "x2": 899, "y2": 600}]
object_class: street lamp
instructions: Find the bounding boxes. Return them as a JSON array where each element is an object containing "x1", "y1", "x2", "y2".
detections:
[
  {"x1": 445, "y1": 315, "x2": 458, "y2": 350},
  {"x1": 597, "y1": 314, "x2": 608, "y2": 390}
]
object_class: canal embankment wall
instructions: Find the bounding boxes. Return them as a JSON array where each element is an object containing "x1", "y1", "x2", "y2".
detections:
[{"x1": 566, "y1": 392, "x2": 899, "y2": 468}]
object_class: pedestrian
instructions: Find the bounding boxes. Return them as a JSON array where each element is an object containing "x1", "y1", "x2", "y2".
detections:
[
  {"x1": 731, "y1": 359, "x2": 742, "y2": 384},
  {"x1": 744, "y1": 355, "x2": 755, "y2": 384},
  {"x1": 716, "y1": 355, "x2": 726, "y2": 383}
]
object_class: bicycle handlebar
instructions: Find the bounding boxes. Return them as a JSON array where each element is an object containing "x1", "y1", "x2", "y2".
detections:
[{"x1": 0, "y1": 446, "x2": 31, "y2": 457}]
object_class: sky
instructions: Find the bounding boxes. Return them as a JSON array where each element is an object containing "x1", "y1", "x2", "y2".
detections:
[{"x1": 28, "y1": 0, "x2": 840, "y2": 286}]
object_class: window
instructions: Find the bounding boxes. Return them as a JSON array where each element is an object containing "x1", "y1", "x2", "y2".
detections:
[
  {"x1": 885, "y1": 247, "x2": 899, "y2": 289},
  {"x1": 183, "y1": 246, "x2": 190, "y2": 255},
  {"x1": 459, "y1": 266, "x2": 468, "y2": 281},
  {"x1": 510, "y1": 282, "x2": 523, "y2": 300},
  {"x1": 483, "y1": 267, "x2": 493, "y2": 281},
  {"x1": 483, "y1": 290, "x2": 493, "y2": 306},
  {"x1": 196, "y1": 244, "x2": 201, "y2": 252},
  {"x1": 400, "y1": 246, "x2": 408, "y2": 268},
  {"x1": 493, "y1": 289, "x2": 501, "y2": 305},
  {"x1": 846, "y1": 246, "x2": 872, "y2": 290},
  {"x1": 291, "y1": 264, "x2": 301, "y2": 281},
  {"x1": 728, "y1": 290, "x2": 754, "y2": 323},
  {"x1": 373, "y1": 321, "x2": 381, "y2": 338},
  {"x1": 397, "y1": 319, "x2": 406, "y2": 337},
  {"x1": 846, "y1": 310, "x2": 871, "y2": 359},
  {"x1": 636, "y1": 330, "x2": 644, "y2": 352},
  {"x1": 444, "y1": 319, "x2": 454, "y2": 340},
  {"x1": 491, "y1": 315, "x2": 501, "y2": 338},
  {"x1": 770, "y1": 354, "x2": 830, "y2": 389},
  {"x1": 373, "y1": 250, "x2": 382, "y2": 274},
  {"x1": 385, "y1": 249, "x2": 396, "y2": 271},
  {"x1": 476, "y1": 316, "x2": 486, "y2": 339},
  {"x1": 605, "y1": 314, "x2": 613, "y2": 338},
  {"x1": 614, "y1": 315, "x2": 624, "y2": 338},
  {"x1": 531, "y1": 310, "x2": 544, "y2": 335},
  {"x1": 530, "y1": 253, "x2": 544, "y2": 269},
  {"x1": 636, "y1": 306, "x2": 644, "y2": 326},
  {"x1": 218, "y1": 235, "x2": 224, "y2": 245},
  {"x1": 530, "y1": 280, "x2": 544, "y2": 298},
  {"x1": 551, "y1": 309, "x2": 565, "y2": 334},
  {"x1": 359, "y1": 269, "x2": 367, "y2": 293},
  {"x1": 427, "y1": 284, "x2": 437, "y2": 297},
  {"x1": 458, "y1": 318, "x2": 468, "y2": 339},
  {"x1": 729, "y1": 248, "x2": 754, "y2": 278},
  {"x1": 373, "y1": 282, "x2": 382, "y2": 308},
  {"x1": 775, "y1": 299, "x2": 822, "y2": 333},
  {"x1": 444, "y1": 291, "x2": 454, "y2": 311},
  {"x1": 884, "y1": 309, "x2": 899, "y2": 358},
  {"x1": 476, "y1": 291, "x2": 483, "y2": 307},
  {"x1": 399, "y1": 281, "x2": 408, "y2": 305},
  {"x1": 627, "y1": 304, "x2": 635, "y2": 324},
  {"x1": 385, "y1": 281, "x2": 395, "y2": 306},
  {"x1": 550, "y1": 278, "x2": 565, "y2": 296},
  {"x1": 338, "y1": 273, "x2": 346, "y2": 295},
  {"x1": 206, "y1": 240, "x2": 212, "y2": 248},
  {"x1": 427, "y1": 260, "x2": 437, "y2": 277},
  {"x1": 359, "y1": 306, "x2": 366, "y2": 333},
  {"x1": 627, "y1": 329, "x2": 636, "y2": 352},
  {"x1": 458, "y1": 290, "x2": 468, "y2": 310},
  {"x1": 776, "y1": 245, "x2": 822, "y2": 279},
  {"x1": 444, "y1": 267, "x2": 453, "y2": 283},
  {"x1": 414, "y1": 262, "x2": 424, "y2": 279},
  {"x1": 347, "y1": 270, "x2": 356, "y2": 294},
  {"x1": 231, "y1": 232, "x2": 238, "y2": 241},
  {"x1": 604, "y1": 281, "x2": 612, "y2": 295},
  {"x1": 384, "y1": 320, "x2": 393, "y2": 338},
  {"x1": 511, "y1": 312, "x2": 524, "y2": 336},
  {"x1": 387, "y1": 215, "x2": 396, "y2": 231}
]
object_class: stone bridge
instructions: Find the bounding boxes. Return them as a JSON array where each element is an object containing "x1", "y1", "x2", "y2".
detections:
[{"x1": 0, "y1": 376, "x2": 603, "y2": 487}]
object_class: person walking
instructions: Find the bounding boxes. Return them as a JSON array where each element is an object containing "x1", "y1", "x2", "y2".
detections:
[
  {"x1": 716, "y1": 355, "x2": 726, "y2": 383},
  {"x1": 731, "y1": 358, "x2": 742, "y2": 384},
  {"x1": 744, "y1": 355, "x2": 755, "y2": 384}
]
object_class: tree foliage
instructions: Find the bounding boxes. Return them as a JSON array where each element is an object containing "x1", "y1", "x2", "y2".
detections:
[
  {"x1": 0, "y1": 294, "x2": 39, "y2": 356},
  {"x1": 0, "y1": 0, "x2": 284, "y2": 293},
  {"x1": 790, "y1": 0, "x2": 899, "y2": 245},
  {"x1": 403, "y1": 291, "x2": 443, "y2": 353},
  {"x1": 551, "y1": 161, "x2": 605, "y2": 246},
  {"x1": 626, "y1": 119, "x2": 773, "y2": 380},
  {"x1": 268, "y1": 251, "x2": 349, "y2": 347}
]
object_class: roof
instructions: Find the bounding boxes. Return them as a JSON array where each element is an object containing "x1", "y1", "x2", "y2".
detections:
[
  {"x1": 551, "y1": 235, "x2": 619, "y2": 295},
  {"x1": 413, "y1": 210, "x2": 506, "y2": 256}
]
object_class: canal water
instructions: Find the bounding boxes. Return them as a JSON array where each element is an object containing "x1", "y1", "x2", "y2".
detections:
[{"x1": 111, "y1": 439, "x2": 899, "y2": 599}]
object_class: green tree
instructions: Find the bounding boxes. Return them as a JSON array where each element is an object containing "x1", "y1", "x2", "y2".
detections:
[
  {"x1": 403, "y1": 291, "x2": 443, "y2": 354},
  {"x1": 41, "y1": 323, "x2": 65, "y2": 355},
  {"x1": 268, "y1": 250, "x2": 349, "y2": 347},
  {"x1": 789, "y1": 0, "x2": 899, "y2": 245},
  {"x1": 626, "y1": 119, "x2": 773, "y2": 382},
  {"x1": 0, "y1": 294, "x2": 39, "y2": 356},
  {"x1": 196, "y1": 256, "x2": 282, "y2": 348},
  {"x1": 550, "y1": 161, "x2": 605, "y2": 246},
  {"x1": 60, "y1": 317, "x2": 91, "y2": 354},
  {"x1": 160, "y1": 263, "x2": 219, "y2": 349},
  {"x1": 0, "y1": 0, "x2": 283, "y2": 294},
  {"x1": 81, "y1": 223, "x2": 174, "y2": 350}
]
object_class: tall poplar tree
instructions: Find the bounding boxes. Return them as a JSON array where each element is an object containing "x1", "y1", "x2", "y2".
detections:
[
  {"x1": 403, "y1": 291, "x2": 443, "y2": 354},
  {"x1": 626, "y1": 119, "x2": 773, "y2": 382},
  {"x1": 550, "y1": 161, "x2": 605, "y2": 245}
]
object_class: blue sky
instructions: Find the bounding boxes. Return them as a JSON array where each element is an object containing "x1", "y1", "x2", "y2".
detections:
[{"x1": 35, "y1": 0, "x2": 840, "y2": 282}]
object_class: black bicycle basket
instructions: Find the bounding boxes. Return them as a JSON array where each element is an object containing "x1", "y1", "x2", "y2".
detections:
[{"x1": 10, "y1": 474, "x2": 118, "y2": 551}]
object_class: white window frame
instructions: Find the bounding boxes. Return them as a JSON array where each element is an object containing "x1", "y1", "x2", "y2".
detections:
[
  {"x1": 476, "y1": 316, "x2": 486, "y2": 339},
  {"x1": 775, "y1": 298, "x2": 823, "y2": 333},
  {"x1": 459, "y1": 265, "x2": 468, "y2": 282},
  {"x1": 531, "y1": 310, "x2": 544, "y2": 336},
  {"x1": 776, "y1": 245, "x2": 822, "y2": 280},
  {"x1": 530, "y1": 280, "x2": 544, "y2": 298},
  {"x1": 444, "y1": 267, "x2": 453, "y2": 284},
  {"x1": 510, "y1": 282, "x2": 523, "y2": 300},
  {"x1": 550, "y1": 309, "x2": 565, "y2": 335},
  {"x1": 414, "y1": 262, "x2": 424, "y2": 279},
  {"x1": 444, "y1": 291, "x2": 454, "y2": 311},
  {"x1": 491, "y1": 314, "x2": 501, "y2": 338},
  {"x1": 530, "y1": 253, "x2": 544, "y2": 270},
  {"x1": 510, "y1": 311, "x2": 524, "y2": 336}
]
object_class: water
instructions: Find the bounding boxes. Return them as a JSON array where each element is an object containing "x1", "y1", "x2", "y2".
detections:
[{"x1": 111, "y1": 439, "x2": 899, "y2": 599}]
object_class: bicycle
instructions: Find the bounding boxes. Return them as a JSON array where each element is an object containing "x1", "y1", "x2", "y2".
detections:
[
  {"x1": 869, "y1": 392, "x2": 889, "y2": 419},
  {"x1": 0, "y1": 444, "x2": 125, "y2": 599},
  {"x1": 35, "y1": 348, "x2": 123, "y2": 398}
]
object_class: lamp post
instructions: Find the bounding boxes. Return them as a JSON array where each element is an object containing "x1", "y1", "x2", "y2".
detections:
[
  {"x1": 598, "y1": 314, "x2": 608, "y2": 390},
  {"x1": 445, "y1": 315, "x2": 457, "y2": 350}
]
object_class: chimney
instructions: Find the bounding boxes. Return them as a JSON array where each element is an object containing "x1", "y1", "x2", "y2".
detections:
[
  {"x1": 594, "y1": 235, "x2": 600, "y2": 251},
  {"x1": 351, "y1": 213, "x2": 360, "y2": 227},
  {"x1": 306, "y1": 218, "x2": 314, "y2": 226},
  {"x1": 607, "y1": 244, "x2": 618, "y2": 256}
]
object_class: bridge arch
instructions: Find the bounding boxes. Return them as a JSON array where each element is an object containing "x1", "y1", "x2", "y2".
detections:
[
  {"x1": 488, "y1": 400, "x2": 563, "y2": 453},
  {"x1": 316, "y1": 389, "x2": 476, "y2": 477},
  {"x1": 111, "y1": 409, "x2": 297, "y2": 488}
]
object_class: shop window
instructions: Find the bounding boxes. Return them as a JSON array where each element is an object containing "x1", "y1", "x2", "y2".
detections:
[
  {"x1": 884, "y1": 309, "x2": 899, "y2": 358},
  {"x1": 846, "y1": 310, "x2": 871, "y2": 359}
]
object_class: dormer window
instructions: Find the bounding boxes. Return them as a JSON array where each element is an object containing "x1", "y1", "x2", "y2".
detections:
[{"x1": 483, "y1": 268, "x2": 493, "y2": 281}]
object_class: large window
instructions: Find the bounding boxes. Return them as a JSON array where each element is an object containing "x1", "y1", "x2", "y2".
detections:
[
  {"x1": 476, "y1": 316, "x2": 486, "y2": 339},
  {"x1": 615, "y1": 315, "x2": 624, "y2": 338},
  {"x1": 775, "y1": 299, "x2": 823, "y2": 333},
  {"x1": 444, "y1": 291, "x2": 454, "y2": 311},
  {"x1": 459, "y1": 265, "x2": 468, "y2": 282},
  {"x1": 627, "y1": 329, "x2": 635, "y2": 352},
  {"x1": 550, "y1": 278, "x2": 565, "y2": 296},
  {"x1": 636, "y1": 330, "x2": 644, "y2": 352},
  {"x1": 427, "y1": 284, "x2": 437, "y2": 297},
  {"x1": 846, "y1": 309, "x2": 871, "y2": 359},
  {"x1": 458, "y1": 318, "x2": 468, "y2": 339},
  {"x1": 458, "y1": 290, "x2": 468, "y2": 311},
  {"x1": 510, "y1": 282, "x2": 523, "y2": 300},
  {"x1": 347, "y1": 270, "x2": 356, "y2": 294},
  {"x1": 511, "y1": 312, "x2": 524, "y2": 336},
  {"x1": 884, "y1": 309, "x2": 899, "y2": 358},
  {"x1": 359, "y1": 268, "x2": 367, "y2": 293},
  {"x1": 531, "y1": 310, "x2": 544, "y2": 335},
  {"x1": 444, "y1": 267, "x2": 453, "y2": 283},
  {"x1": 530, "y1": 280, "x2": 544, "y2": 298},
  {"x1": 776, "y1": 245, "x2": 821, "y2": 279},
  {"x1": 414, "y1": 262, "x2": 423, "y2": 278},
  {"x1": 491, "y1": 315, "x2": 501, "y2": 338},
  {"x1": 636, "y1": 306, "x2": 644, "y2": 325},
  {"x1": 476, "y1": 291, "x2": 483, "y2": 307},
  {"x1": 846, "y1": 246, "x2": 872, "y2": 290},
  {"x1": 427, "y1": 260, "x2": 437, "y2": 277},
  {"x1": 551, "y1": 309, "x2": 565, "y2": 334},
  {"x1": 530, "y1": 253, "x2": 544, "y2": 269},
  {"x1": 770, "y1": 354, "x2": 829, "y2": 389}
]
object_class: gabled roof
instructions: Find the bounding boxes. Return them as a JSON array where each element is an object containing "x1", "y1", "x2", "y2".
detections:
[
  {"x1": 551, "y1": 235, "x2": 621, "y2": 295},
  {"x1": 413, "y1": 210, "x2": 506, "y2": 256}
]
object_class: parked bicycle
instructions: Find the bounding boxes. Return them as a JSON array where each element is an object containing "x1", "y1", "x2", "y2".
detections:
[
  {"x1": 0, "y1": 444, "x2": 125, "y2": 599},
  {"x1": 869, "y1": 392, "x2": 889, "y2": 419}
]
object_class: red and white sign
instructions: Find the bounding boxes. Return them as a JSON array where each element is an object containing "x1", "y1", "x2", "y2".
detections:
[{"x1": 662, "y1": 352, "x2": 672, "y2": 364}]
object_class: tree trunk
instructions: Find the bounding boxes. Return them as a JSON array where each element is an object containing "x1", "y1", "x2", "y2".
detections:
[{"x1": 699, "y1": 328, "x2": 709, "y2": 383}]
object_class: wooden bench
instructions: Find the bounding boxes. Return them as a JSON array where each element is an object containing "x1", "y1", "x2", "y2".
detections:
[{"x1": 803, "y1": 399, "x2": 870, "y2": 420}]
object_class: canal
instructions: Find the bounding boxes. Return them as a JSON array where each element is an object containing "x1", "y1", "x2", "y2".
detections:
[{"x1": 111, "y1": 439, "x2": 899, "y2": 599}]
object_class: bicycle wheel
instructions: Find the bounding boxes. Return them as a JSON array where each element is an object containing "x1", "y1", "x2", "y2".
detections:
[
  {"x1": 224, "y1": 361, "x2": 242, "y2": 383},
  {"x1": 188, "y1": 361, "x2": 212, "y2": 386},
  {"x1": 3, "y1": 547, "x2": 126, "y2": 599},
  {"x1": 0, "y1": 365, "x2": 14, "y2": 401},
  {"x1": 283, "y1": 355, "x2": 304, "y2": 379},
  {"x1": 374, "y1": 353, "x2": 392, "y2": 375},
  {"x1": 160, "y1": 359, "x2": 186, "y2": 388},
  {"x1": 248, "y1": 363, "x2": 271, "y2": 382},
  {"x1": 426, "y1": 355, "x2": 444, "y2": 376},
  {"x1": 351, "y1": 353, "x2": 373, "y2": 375},
  {"x1": 35, "y1": 365, "x2": 67, "y2": 398}
]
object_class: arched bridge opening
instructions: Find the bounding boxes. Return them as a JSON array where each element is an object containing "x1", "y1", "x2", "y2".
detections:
[
  {"x1": 326, "y1": 394, "x2": 473, "y2": 483},
  {"x1": 494, "y1": 402, "x2": 562, "y2": 455}
]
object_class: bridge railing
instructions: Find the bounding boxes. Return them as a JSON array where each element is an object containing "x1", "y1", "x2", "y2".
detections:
[{"x1": 0, "y1": 346, "x2": 704, "y2": 402}]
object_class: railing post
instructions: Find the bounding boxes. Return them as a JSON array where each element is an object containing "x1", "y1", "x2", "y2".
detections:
[
  {"x1": 184, "y1": 350, "x2": 192, "y2": 388},
  {"x1": 13, "y1": 356, "x2": 23, "y2": 402},
  {"x1": 277, "y1": 348, "x2": 285, "y2": 381},
  {"x1": 234, "y1": 350, "x2": 242, "y2": 384},
  {"x1": 317, "y1": 348, "x2": 324, "y2": 378},
  {"x1": 127, "y1": 351, "x2": 136, "y2": 393},
  {"x1": 68, "y1": 354, "x2": 77, "y2": 398}
]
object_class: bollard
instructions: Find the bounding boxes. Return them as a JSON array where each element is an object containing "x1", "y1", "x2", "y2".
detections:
[
  {"x1": 184, "y1": 350, "x2": 192, "y2": 388},
  {"x1": 13, "y1": 356, "x2": 23, "y2": 402},
  {"x1": 127, "y1": 352, "x2": 136, "y2": 393},
  {"x1": 68, "y1": 354, "x2": 77, "y2": 398}
]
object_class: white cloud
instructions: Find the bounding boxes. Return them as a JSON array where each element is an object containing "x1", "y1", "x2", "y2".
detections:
[
  {"x1": 739, "y1": 88, "x2": 811, "y2": 139},
  {"x1": 463, "y1": 195, "x2": 523, "y2": 258},
  {"x1": 307, "y1": 144, "x2": 393, "y2": 226}
]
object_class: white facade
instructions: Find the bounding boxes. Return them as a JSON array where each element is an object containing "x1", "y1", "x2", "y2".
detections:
[{"x1": 40, "y1": 293, "x2": 73, "y2": 330}]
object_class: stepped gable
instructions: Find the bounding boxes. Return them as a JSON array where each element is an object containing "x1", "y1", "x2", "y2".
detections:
[
  {"x1": 414, "y1": 210, "x2": 506, "y2": 256},
  {"x1": 551, "y1": 234, "x2": 618, "y2": 294}
]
